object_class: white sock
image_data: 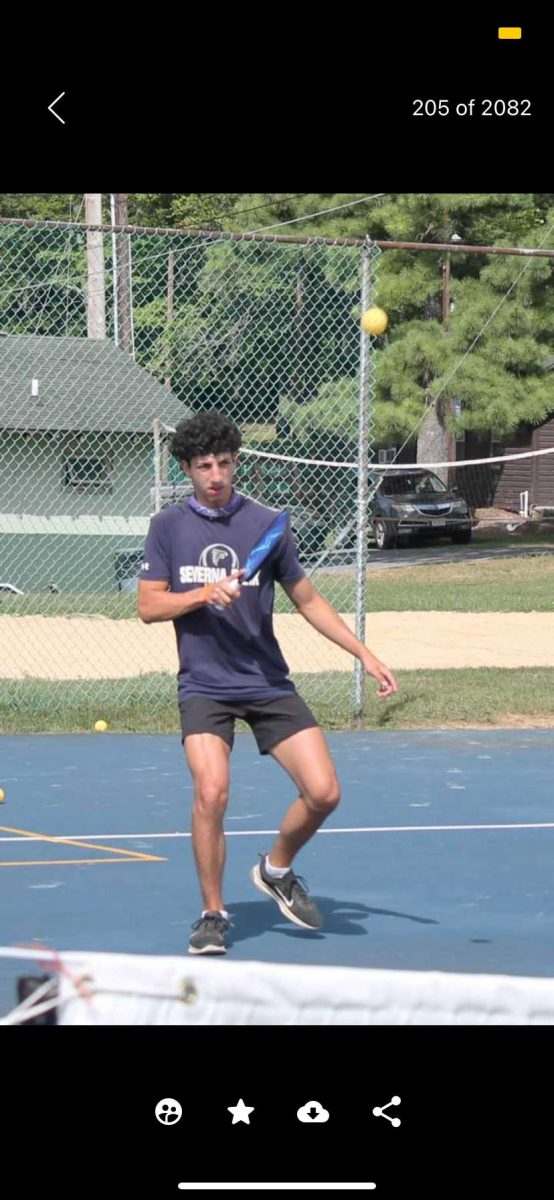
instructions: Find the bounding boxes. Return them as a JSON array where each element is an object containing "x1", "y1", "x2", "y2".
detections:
[
  {"x1": 264, "y1": 855, "x2": 290, "y2": 879},
  {"x1": 203, "y1": 909, "x2": 229, "y2": 919}
]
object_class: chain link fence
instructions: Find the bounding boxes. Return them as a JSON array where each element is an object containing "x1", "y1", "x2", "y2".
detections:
[{"x1": 0, "y1": 219, "x2": 379, "y2": 730}]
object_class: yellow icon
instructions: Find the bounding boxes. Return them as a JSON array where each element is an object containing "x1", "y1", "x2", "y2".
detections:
[{"x1": 498, "y1": 27, "x2": 522, "y2": 39}]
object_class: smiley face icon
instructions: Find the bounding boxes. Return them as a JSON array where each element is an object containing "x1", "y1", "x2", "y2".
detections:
[{"x1": 155, "y1": 1098, "x2": 182, "y2": 1125}]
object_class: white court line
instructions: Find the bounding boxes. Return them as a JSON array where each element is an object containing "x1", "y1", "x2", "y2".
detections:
[
  {"x1": 1, "y1": 822, "x2": 554, "y2": 844},
  {"x1": 177, "y1": 1187, "x2": 376, "y2": 1193}
]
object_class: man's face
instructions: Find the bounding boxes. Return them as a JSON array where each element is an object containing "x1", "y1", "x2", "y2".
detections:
[{"x1": 182, "y1": 451, "x2": 237, "y2": 507}]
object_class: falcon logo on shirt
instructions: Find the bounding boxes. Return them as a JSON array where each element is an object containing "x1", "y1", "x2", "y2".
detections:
[
  {"x1": 203, "y1": 546, "x2": 237, "y2": 570},
  {"x1": 179, "y1": 544, "x2": 238, "y2": 584},
  {"x1": 179, "y1": 544, "x2": 259, "y2": 586},
  {"x1": 199, "y1": 544, "x2": 240, "y2": 573}
]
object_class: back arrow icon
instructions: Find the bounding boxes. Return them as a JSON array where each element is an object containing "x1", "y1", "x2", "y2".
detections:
[{"x1": 48, "y1": 92, "x2": 66, "y2": 125}]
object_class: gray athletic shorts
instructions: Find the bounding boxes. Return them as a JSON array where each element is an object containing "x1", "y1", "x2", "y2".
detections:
[{"x1": 179, "y1": 692, "x2": 319, "y2": 755}]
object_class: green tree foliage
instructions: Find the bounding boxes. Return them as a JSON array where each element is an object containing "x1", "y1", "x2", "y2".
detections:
[{"x1": 1, "y1": 193, "x2": 553, "y2": 449}]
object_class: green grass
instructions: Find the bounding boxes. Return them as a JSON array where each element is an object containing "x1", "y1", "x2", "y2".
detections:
[
  {"x1": 0, "y1": 593, "x2": 139, "y2": 618},
  {"x1": 1, "y1": 553, "x2": 552, "y2": 734},
  {"x1": 241, "y1": 422, "x2": 277, "y2": 445},
  {"x1": 0, "y1": 674, "x2": 176, "y2": 734},
  {"x1": 1, "y1": 669, "x2": 553, "y2": 734},
  {"x1": 282, "y1": 555, "x2": 554, "y2": 613},
  {"x1": 361, "y1": 668, "x2": 554, "y2": 729},
  {"x1": 472, "y1": 530, "x2": 554, "y2": 548},
  {"x1": 1, "y1": 554, "x2": 554, "y2": 617}
]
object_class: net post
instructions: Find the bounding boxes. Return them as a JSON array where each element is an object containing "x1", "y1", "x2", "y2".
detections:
[{"x1": 353, "y1": 242, "x2": 378, "y2": 726}]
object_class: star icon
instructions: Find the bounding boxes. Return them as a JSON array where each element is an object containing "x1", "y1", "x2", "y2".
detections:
[{"x1": 227, "y1": 1098, "x2": 255, "y2": 1125}]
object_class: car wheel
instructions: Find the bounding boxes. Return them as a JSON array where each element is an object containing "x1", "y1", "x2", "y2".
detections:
[
  {"x1": 373, "y1": 519, "x2": 396, "y2": 550},
  {"x1": 451, "y1": 527, "x2": 472, "y2": 544}
]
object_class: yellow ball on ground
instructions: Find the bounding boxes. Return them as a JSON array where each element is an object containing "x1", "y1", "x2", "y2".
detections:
[
  {"x1": 361, "y1": 306, "x2": 389, "y2": 336},
  {"x1": 94, "y1": 720, "x2": 108, "y2": 733},
  {"x1": 0, "y1": 788, "x2": 5, "y2": 803}
]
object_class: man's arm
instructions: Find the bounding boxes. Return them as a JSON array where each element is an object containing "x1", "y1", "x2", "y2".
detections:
[
  {"x1": 138, "y1": 579, "x2": 206, "y2": 623},
  {"x1": 137, "y1": 574, "x2": 243, "y2": 623},
  {"x1": 281, "y1": 576, "x2": 398, "y2": 697}
]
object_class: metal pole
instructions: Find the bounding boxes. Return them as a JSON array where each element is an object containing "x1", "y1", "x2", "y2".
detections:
[
  {"x1": 153, "y1": 418, "x2": 162, "y2": 513},
  {"x1": 110, "y1": 194, "x2": 119, "y2": 346},
  {"x1": 114, "y1": 195, "x2": 135, "y2": 357},
  {"x1": 4, "y1": 219, "x2": 554, "y2": 259},
  {"x1": 353, "y1": 247, "x2": 373, "y2": 725},
  {"x1": 164, "y1": 249, "x2": 175, "y2": 390}
]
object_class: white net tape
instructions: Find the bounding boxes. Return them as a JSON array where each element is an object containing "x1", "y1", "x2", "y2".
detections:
[{"x1": 1, "y1": 948, "x2": 554, "y2": 1025}]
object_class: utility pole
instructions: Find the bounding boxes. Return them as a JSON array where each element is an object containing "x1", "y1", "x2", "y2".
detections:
[
  {"x1": 441, "y1": 252, "x2": 451, "y2": 328},
  {"x1": 85, "y1": 194, "x2": 106, "y2": 339},
  {"x1": 441, "y1": 250, "x2": 457, "y2": 465}
]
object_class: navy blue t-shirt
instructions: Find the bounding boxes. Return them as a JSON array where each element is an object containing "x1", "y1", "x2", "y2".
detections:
[{"x1": 140, "y1": 497, "x2": 305, "y2": 702}]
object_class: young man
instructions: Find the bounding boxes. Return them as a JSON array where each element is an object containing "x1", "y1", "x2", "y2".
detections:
[{"x1": 138, "y1": 411, "x2": 398, "y2": 954}]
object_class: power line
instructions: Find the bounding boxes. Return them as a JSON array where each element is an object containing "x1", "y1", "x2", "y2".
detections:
[
  {"x1": 182, "y1": 193, "x2": 310, "y2": 229},
  {"x1": 252, "y1": 194, "x2": 387, "y2": 234}
]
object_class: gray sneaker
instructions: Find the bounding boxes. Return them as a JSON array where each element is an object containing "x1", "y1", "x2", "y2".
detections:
[
  {"x1": 250, "y1": 855, "x2": 323, "y2": 930},
  {"x1": 188, "y1": 911, "x2": 230, "y2": 955}
]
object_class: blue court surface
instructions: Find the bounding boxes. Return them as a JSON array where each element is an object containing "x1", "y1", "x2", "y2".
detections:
[{"x1": 1, "y1": 729, "x2": 553, "y2": 1015}]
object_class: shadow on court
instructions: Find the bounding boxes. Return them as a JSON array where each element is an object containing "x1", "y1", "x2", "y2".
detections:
[{"x1": 226, "y1": 898, "x2": 439, "y2": 945}]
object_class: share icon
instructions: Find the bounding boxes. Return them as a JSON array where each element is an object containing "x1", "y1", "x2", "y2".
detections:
[{"x1": 372, "y1": 1096, "x2": 401, "y2": 1128}]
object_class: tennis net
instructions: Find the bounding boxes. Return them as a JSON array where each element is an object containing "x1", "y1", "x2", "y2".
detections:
[{"x1": 1, "y1": 948, "x2": 554, "y2": 1025}]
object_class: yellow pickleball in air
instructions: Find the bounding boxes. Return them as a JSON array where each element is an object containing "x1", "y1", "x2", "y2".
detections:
[
  {"x1": 94, "y1": 720, "x2": 108, "y2": 733},
  {"x1": 361, "y1": 306, "x2": 389, "y2": 336},
  {"x1": 0, "y1": 788, "x2": 5, "y2": 803}
]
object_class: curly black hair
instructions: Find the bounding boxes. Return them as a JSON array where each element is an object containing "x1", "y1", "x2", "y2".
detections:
[{"x1": 170, "y1": 411, "x2": 242, "y2": 464}]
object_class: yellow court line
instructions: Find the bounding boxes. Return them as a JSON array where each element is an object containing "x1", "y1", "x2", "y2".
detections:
[
  {"x1": 0, "y1": 856, "x2": 166, "y2": 867},
  {"x1": 0, "y1": 824, "x2": 165, "y2": 863}
]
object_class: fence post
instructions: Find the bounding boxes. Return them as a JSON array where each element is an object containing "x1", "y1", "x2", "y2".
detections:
[
  {"x1": 153, "y1": 418, "x2": 162, "y2": 513},
  {"x1": 353, "y1": 242, "x2": 378, "y2": 725}
]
